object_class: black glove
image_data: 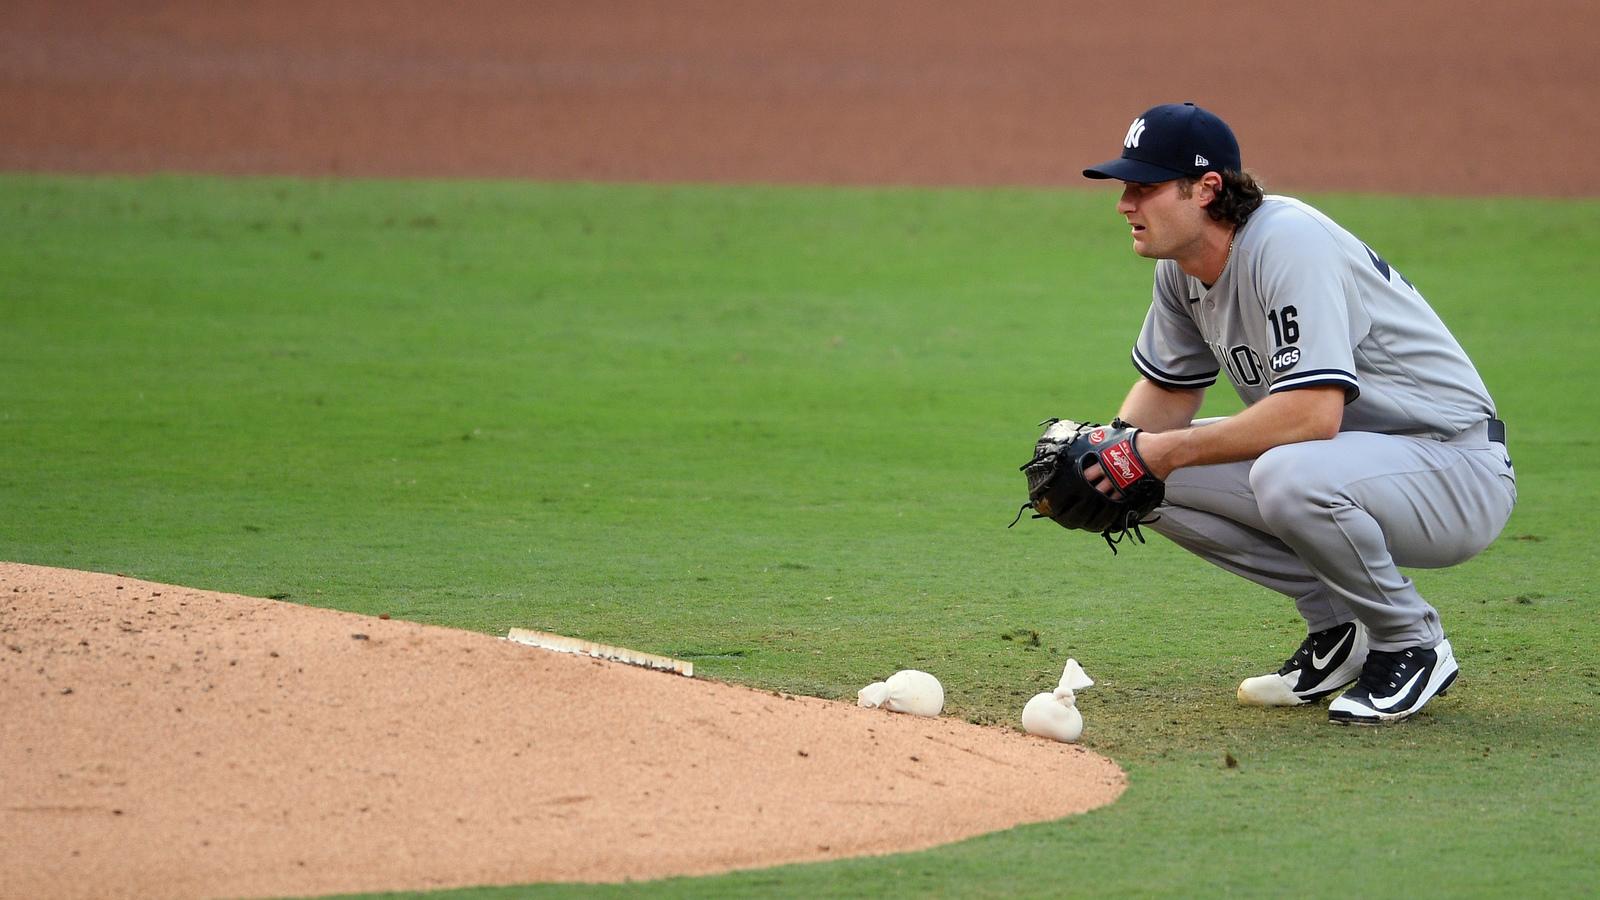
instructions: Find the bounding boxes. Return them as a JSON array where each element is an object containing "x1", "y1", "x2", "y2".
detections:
[{"x1": 1010, "y1": 417, "x2": 1165, "y2": 552}]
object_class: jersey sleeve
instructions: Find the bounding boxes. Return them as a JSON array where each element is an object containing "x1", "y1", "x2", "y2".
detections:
[
  {"x1": 1131, "y1": 261, "x2": 1219, "y2": 390},
  {"x1": 1252, "y1": 212, "x2": 1361, "y2": 401}
]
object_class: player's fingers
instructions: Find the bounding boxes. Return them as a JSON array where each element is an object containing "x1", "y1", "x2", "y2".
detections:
[{"x1": 1083, "y1": 463, "x2": 1124, "y2": 500}]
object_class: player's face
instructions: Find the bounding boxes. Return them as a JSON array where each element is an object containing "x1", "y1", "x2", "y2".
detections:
[{"x1": 1116, "y1": 180, "x2": 1211, "y2": 260}]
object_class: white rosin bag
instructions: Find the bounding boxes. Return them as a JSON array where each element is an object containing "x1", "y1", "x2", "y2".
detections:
[
  {"x1": 857, "y1": 669, "x2": 944, "y2": 717},
  {"x1": 1022, "y1": 659, "x2": 1094, "y2": 743}
]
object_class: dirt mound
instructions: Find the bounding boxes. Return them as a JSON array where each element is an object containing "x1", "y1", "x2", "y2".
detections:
[{"x1": 0, "y1": 562, "x2": 1124, "y2": 900}]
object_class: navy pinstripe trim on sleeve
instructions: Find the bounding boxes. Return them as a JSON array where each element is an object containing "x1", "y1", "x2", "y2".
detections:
[
  {"x1": 1131, "y1": 347, "x2": 1218, "y2": 390},
  {"x1": 1268, "y1": 368, "x2": 1361, "y2": 402}
]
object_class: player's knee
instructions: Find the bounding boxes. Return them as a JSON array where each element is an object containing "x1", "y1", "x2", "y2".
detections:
[{"x1": 1249, "y1": 444, "x2": 1337, "y2": 530}]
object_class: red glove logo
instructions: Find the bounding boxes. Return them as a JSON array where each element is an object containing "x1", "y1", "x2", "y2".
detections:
[{"x1": 1099, "y1": 440, "x2": 1147, "y2": 490}]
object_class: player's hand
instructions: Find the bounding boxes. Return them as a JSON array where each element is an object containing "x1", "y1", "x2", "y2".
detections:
[
  {"x1": 1087, "y1": 431, "x2": 1177, "y2": 497},
  {"x1": 1126, "y1": 431, "x2": 1178, "y2": 481},
  {"x1": 1083, "y1": 462, "x2": 1125, "y2": 500}
]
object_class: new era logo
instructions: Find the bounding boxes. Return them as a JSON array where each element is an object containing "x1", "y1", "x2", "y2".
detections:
[
  {"x1": 1124, "y1": 118, "x2": 1147, "y2": 149},
  {"x1": 1195, "y1": 154, "x2": 1209, "y2": 167}
]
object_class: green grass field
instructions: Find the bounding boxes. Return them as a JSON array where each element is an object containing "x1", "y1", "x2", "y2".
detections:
[{"x1": 2, "y1": 175, "x2": 1597, "y2": 899}]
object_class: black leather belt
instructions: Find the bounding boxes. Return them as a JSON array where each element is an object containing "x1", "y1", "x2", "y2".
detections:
[{"x1": 1488, "y1": 418, "x2": 1507, "y2": 446}]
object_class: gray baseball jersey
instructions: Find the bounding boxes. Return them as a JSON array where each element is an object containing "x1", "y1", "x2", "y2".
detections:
[
  {"x1": 1131, "y1": 195, "x2": 1496, "y2": 437},
  {"x1": 1120, "y1": 194, "x2": 1515, "y2": 651}
]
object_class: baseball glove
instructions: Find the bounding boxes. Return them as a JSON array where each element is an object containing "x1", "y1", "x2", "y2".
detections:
[{"x1": 1009, "y1": 417, "x2": 1165, "y2": 552}]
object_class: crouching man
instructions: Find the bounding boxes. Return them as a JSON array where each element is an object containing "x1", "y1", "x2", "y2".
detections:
[{"x1": 1080, "y1": 103, "x2": 1516, "y2": 724}]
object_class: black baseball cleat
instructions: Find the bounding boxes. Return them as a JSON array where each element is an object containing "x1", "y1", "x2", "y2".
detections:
[
  {"x1": 1237, "y1": 621, "x2": 1368, "y2": 707},
  {"x1": 1328, "y1": 639, "x2": 1459, "y2": 726}
]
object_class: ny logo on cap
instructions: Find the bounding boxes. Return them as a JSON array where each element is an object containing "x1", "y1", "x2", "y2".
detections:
[{"x1": 1124, "y1": 118, "x2": 1147, "y2": 149}]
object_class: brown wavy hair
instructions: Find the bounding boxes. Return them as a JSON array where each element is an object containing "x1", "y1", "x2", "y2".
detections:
[{"x1": 1178, "y1": 170, "x2": 1265, "y2": 227}]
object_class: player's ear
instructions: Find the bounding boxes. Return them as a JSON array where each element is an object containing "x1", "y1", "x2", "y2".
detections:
[{"x1": 1197, "y1": 171, "x2": 1224, "y2": 206}]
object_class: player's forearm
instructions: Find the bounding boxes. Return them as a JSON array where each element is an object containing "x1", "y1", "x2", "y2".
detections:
[
  {"x1": 1138, "y1": 386, "x2": 1344, "y2": 477},
  {"x1": 1116, "y1": 378, "x2": 1205, "y2": 433}
]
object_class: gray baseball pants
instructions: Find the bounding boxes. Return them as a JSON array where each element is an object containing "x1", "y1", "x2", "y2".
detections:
[{"x1": 1145, "y1": 420, "x2": 1517, "y2": 651}]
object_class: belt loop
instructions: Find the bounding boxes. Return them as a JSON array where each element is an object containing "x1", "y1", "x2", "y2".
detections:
[{"x1": 1488, "y1": 418, "x2": 1507, "y2": 446}]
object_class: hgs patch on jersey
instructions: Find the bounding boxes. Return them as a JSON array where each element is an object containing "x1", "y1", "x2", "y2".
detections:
[{"x1": 1270, "y1": 346, "x2": 1301, "y2": 373}]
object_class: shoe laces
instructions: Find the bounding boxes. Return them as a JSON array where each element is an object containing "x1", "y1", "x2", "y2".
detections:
[
  {"x1": 1353, "y1": 647, "x2": 1420, "y2": 694},
  {"x1": 1278, "y1": 623, "x2": 1350, "y2": 676},
  {"x1": 1278, "y1": 634, "x2": 1320, "y2": 676}
]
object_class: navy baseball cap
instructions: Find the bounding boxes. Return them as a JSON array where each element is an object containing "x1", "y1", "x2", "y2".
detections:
[{"x1": 1083, "y1": 103, "x2": 1241, "y2": 183}]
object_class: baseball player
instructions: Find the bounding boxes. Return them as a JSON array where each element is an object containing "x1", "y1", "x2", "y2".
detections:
[{"x1": 1079, "y1": 103, "x2": 1516, "y2": 725}]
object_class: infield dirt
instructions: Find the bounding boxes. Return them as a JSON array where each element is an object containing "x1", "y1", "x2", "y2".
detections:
[
  {"x1": 1, "y1": 562, "x2": 1125, "y2": 899},
  {"x1": 3, "y1": 0, "x2": 1598, "y2": 196}
]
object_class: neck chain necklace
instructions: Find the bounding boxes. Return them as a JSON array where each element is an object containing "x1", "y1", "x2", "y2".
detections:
[{"x1": 1201, "y1": 228, "x2": 1238, "y2": 291}]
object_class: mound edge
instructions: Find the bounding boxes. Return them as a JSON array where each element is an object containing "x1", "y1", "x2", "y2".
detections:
[{"x1": 0, "y1": 562, "x2": 1125, "y2": 900}]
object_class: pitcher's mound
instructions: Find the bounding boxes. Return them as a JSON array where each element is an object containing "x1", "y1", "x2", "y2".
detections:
[{"x1": 1, "y1": 562, "x2": 1125, "y2": 900}]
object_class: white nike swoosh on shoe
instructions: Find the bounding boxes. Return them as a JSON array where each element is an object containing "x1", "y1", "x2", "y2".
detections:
[
  {"x1": 1311, "y1": 629, "x2": 1352, "y2": 670},
  {"x1": 1370, "y1": 669, "x2": 1426, "y2": 711}
]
